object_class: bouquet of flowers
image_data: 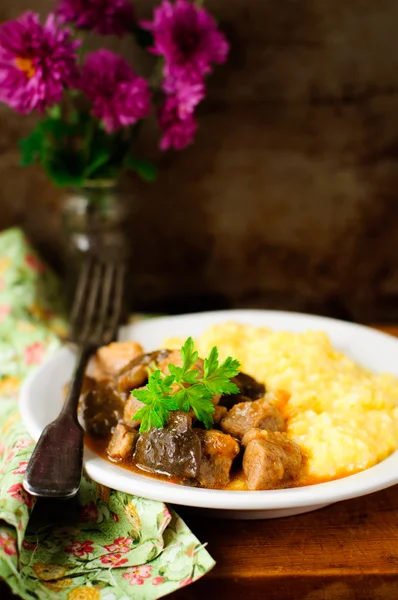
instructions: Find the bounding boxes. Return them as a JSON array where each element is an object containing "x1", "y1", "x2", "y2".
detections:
[{"x1": 0, "y1": 0, "x2": 229, "y2": 186}]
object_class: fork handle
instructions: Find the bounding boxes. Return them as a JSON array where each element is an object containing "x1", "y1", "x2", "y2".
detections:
[{"x1": 23, "y1": 346, "x2": 92, "y2": 498}]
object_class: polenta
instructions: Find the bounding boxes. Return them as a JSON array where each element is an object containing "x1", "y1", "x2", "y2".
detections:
[{"x1": 165, "y1": 322, "x2": 398, "y2": 481}]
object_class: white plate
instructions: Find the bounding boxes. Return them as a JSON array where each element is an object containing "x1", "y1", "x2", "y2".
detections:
[{"x1": 20, "y1": 309, "x2": 398, "y2": 519}]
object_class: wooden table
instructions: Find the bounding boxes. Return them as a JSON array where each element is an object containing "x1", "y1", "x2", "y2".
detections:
[{"x1": 2, "y1": 324, "x2": 398, "y2": 600}]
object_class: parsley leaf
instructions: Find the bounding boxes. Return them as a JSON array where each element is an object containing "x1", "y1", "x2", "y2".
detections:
[
  {"x1": 132, "y1": 369, "x2": 178, "y2": 432},
  {"x1": 131, "y1": 338, "x2": 241, "y2": 432},
  {"x1": 202, "y1": 348, "x2": 241, "y2": 395}
]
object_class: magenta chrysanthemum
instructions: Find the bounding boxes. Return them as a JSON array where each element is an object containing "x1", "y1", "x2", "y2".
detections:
[
  {"x1": 81, "y1": 49, "x2": 151, "y2": 133},
  {"x1": 0, "y1": 12, "x2": 80, "y2": 114},
  {"x1": 143, "y1": 0, "x2": 229, "y2": 85},
  {"x1": 158, "y1": 95, "x2": 197, "y2": 150},
  {"x1": 57, "y1": 0, "x2": 135, "y2": 37},
  {"x1": 162, "y1": 78, "x2": 204, "y2": 118}
]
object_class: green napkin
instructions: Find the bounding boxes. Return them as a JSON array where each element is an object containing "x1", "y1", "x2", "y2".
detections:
[{"x1": 0, "y1": 228, "x2": 214, "y2": 600}]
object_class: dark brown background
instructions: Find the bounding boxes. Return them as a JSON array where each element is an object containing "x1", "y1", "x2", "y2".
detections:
[{"x1": 1, "y1": 0, "x2": 398, "y2": 321}]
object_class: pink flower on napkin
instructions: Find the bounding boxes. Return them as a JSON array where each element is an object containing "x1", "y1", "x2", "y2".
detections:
[
  {"x1": 25, "y1": 342, "x2": 45, "y2": 365},
  {"x1": 80, "y1": 500, "x2": 99, "y2": 523},
  {"x1": 179, "y1": 576, "x2": 193, "y2": 588},
  {"x1": 152, "y1": 576, "x2": 164, "y2": 586},
  {"x1": 185, "y1": 542, "x2": 198, "y2": 557},
  {"x1": 7, "y1": 483, "x2": 34, "y2": 508},
  {"x1": 100, "y1": 553, "x2": 128, "y2": 567},
  {"x1": 25, "y1": 253, "x2": 45, "y2": 272},
  {"x1": 15, "y1": 439, "x2": 34, "y2": 449},
  {"x1": 0, "y1": 532, "x2": 17, "y2": 556},
  {"x1": 0, "y1": 304, "x2": 11, "y2": 322},
  {"x1": 5, "y1": 449, "x2": 17, "y2": 463},
  {"x1": 22, "y1": 540, "x2": 38, "y2": 552},
  {"x1": 122, "y1": 565, "x2": 152, "y2": 585},
  {"x1": 104, "y1": 536, "x2": 132, "y2": 553},
  {"x1": 13, "y1": 460, "x2": 28, "y2": 474},
  {"x1": 65, "y1": 540, "x2": 94, "y2": 556}
]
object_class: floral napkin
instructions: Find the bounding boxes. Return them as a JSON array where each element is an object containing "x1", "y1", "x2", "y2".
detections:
[{"x1": 0, "y1": 228, "x2": 215, "y2": 600}]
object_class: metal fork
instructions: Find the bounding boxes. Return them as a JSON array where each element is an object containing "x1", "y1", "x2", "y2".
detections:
[{"x1": 23, "y1": 258, "x2": 125, "y2": 499}]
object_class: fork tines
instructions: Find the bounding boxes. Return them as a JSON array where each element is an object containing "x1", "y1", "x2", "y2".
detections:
[{"x1": 69, "y1": 258, "x2": 126, "y2": 347}]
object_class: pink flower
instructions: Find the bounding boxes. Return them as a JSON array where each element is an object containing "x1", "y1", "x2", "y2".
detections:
[
  {"x1": 22, "y1": 540, "x2": 37, "y2": 552},
  {"x1": 0, "y1": 305, "x2": 11, "y2": 323},
  {"x1": 57, "y1": 0, "x2": 135, "y2": 37},
  {"x1": 158, "y1": 95, "x2": 197, "y2": 150},
  {"x1": 7, "y1": 483, "x2": 34, "y2": 508},
  {"x1": 152, "y1": 576, "x2": 164, "y2": 586},
  {"x1": 0, "y1": 11, "x2": 80, "y2": 114},
  {"x1": 179, "y1": 576, "x2": 193, "y2": 588},
  {"x1": 80, "y1": 500, "x2": 98, "y2": 523},
  {"x1": 25, "y1": 342, "x2": 45, "y2": 365},
  {"x1": 104, "y1": 537, "x2": 132, "y2": 554},
  {"x1": 122, "y1": 565, "x2": 152, "y2": 585},
  {"x1": 162, "y1": 78, "x2": 204, "y2": 118},
  {"x1": 13, "y1": 461, "x2": 29, "y2": 475},
  {"x1": 0, "y1": 532, "x2": 17, "y2": 557},
  {"x1": 64, "y1": 540, "x2": 94, "y2": 557},
  {"x1": 15, "y1": 439, "x2": 34, "y2": 449},
  {"x1": 80, "y1": 49, "x2": 151, "y2": 133},
  {"x1": 100, "y1": 553, "x2": 128, "y2": 567},
  {"x1": 143, "y1": 0, "x2": 229, "y2": 85},
  {"x1": 5, "y1": 449, "x2": 17, "y2": 463},
  {"x1": 25, "y1": 253, "x2": 45, "y2": 272},
  {"x1": 185, "y1": 543, "x2": 197, "y2": 558}
]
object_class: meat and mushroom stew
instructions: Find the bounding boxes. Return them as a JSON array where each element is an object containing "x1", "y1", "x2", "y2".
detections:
[{"x1": 79, "y1": 340, "x2": 304, "y2": 490}]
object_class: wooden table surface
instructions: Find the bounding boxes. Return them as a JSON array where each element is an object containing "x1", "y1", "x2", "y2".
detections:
[{"x1": 2, "y1": 324, "x2": 398, "y2": 600}]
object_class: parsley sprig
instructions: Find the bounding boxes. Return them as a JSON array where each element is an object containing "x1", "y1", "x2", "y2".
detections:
[{"x1": 132, "y1": 337, "x2": 241, "y2": 433}]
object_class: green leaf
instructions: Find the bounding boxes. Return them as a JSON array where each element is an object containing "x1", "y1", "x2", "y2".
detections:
[
  {"x1": 41, "y1": 118, "x2": 74, "y2": 141},
  {"x1": 46, "y1": 104, "x2": 61, "y2": 119},
  {"x1": 149, "y1": 409, "x2": 164, "y2": 429},
  {"x1": 132, "y1": 388, "x2": 152, "y2": 404},
  {"x1": 124, "y1": 155, "x2": 158, "y2": 182},
  {"x1": 42, "y1": 156, "x2": 86, "y2": 187},
  {"x1": 203, "y1": 352, "x2": 240, "y2": 395},
  {"x1": 162, "y1": 397, "x2": 179, "y2": 411},
  {"x1": 180, "y1": 337, "x2": 198, "y2": 374},
  {"x1": 173, "y1": 388, "x2": 191, "y2": 412},
  {"x1": 183, "y1": 369, "x2": 200, "y2": 383},
  {"x1": 204, "y1": 378, "x2": 240, "y2": 396},
  {"x1": 19, "y1": 129, "x2": 44, "y2": 166},
  {"x1": 187, "y1": 385, "x2": 215, "y2": 429},
  {"x1": 203, "y1": 346, "x2": 219, "y2": 379},
  {"x1": 163, "y1": 374, "x2": 176, "y2": 387},
  {"x1": 168, "y1": 364, "x2": 183, "y2": 380},
  {"x1": 132, "y1": 406, "x2": 149, "y2": 421},
  {"x1": 84, "y1": 147, "x2": 111, "y2": 178}
]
